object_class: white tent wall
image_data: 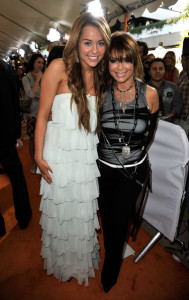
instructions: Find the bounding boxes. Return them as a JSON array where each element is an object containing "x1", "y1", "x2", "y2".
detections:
[{"x1": 0, "y1": 0, "x2": 179, "y2": 58}]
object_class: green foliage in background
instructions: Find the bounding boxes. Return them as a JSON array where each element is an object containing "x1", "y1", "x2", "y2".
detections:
[{"x1": 128, "y1": 4, "x2": 189, "y2": 35}]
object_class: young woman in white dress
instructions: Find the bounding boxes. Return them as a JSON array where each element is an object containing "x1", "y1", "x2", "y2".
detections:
[{"x1": 34, "y1": 12, "x2": 111, "y2": 286}]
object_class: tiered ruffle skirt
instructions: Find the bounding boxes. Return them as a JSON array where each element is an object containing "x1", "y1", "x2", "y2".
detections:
[{"x1": 39, "y1": 94, "x2": 100, "y2": 286}]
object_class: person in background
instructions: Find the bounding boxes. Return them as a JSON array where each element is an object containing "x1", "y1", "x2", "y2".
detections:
[
  {"x1": 34, "y1": 12, "x2": 111, "y2": 286},
  {"x1": 0, "y1": 59, "x2": 32, "y2": 236},
  {"x1": 16, "y1": 65, "x2": 23, "y2": 85},
  {"x1": 143, "y1": 53, "x2": 155, "y2": 69},
  {"x1": 22, "y1": 61, "x2": 29, "y2": 75},
  {"x1": 16, "y1": 55, "x2": 23, "y2": 68},
  {"x1": 143, "y1": 53, "x2": 155, "y2": 83},
  {"x1": 177, "y1": 38, "x2": 189, "y2": 221},
  {"x1": 148, "y1": 58, "x2": 182, "y2": 121},
  {"x1": 46, "y1": 45, "x2": 65, "y2": 67},
  {"x1": 147, "y1": 53, "x2": 155, "y2": 61},
  {"x1": 15, "y1": 65, "x2": 24, "y2": 145},
  {"x1": 9, "y1": 59, "x2": 16, "y2": 70},
  {"x1": 164, "y1": 51, "x2": 179, "y2": 83},
  {"x1": 137, "y1": 41, "x2": 149, "y2": 82},
  {"x1": 177, "y1": 37, "x2": 189, "y2": 121},
  {"x1": 98, "y1": 32, "x2": 159, "y2": 293},
  {"x1": 22, "y1": 53, "x2": 45, "y2": 174},
  {"x1": 137, "y1": 41, "x2": 148, "y2": 63}
]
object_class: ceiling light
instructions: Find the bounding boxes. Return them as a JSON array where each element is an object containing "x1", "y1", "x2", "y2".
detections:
[
  {"x1": 47, "y1": 28, "x2": 60, "y2": 42},
  {"x1": 64, "y1": 33, "x2": 70, "y2": 41},
  {"x1": 41, "y1": 49, "x2": 49, "y2": 57},
  {"x1": 17, "y1": 48, "x2": 25, "y2": 57},
  {"x1": 87, "y1": 0, "x2": 104, "y2": 17},
  {"x1": 29, "y1": 41, "x2": 38, "y2": 52}
]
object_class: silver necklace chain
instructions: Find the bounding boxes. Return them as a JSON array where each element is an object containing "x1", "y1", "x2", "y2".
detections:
[
  {"x1": 114, "y1": 80, "x2": 135, "y2": 113},
  {"x1": 111, "y1": 79, "x2": 138, "y2": 157},
  {"x1": 114, "y1": 80, "x2": 135, "y2": 94}
]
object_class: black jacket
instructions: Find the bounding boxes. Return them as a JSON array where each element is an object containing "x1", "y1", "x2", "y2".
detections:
[{"x1": 0, "y1": 59, "x2": 21, "y2": 147}]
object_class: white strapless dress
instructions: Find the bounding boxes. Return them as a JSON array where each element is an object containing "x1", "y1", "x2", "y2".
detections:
[{"x1": 39, "y1": 93, "x2": 100, "y2": 286}]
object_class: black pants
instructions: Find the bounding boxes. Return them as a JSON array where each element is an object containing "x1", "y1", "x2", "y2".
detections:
[
  {"x1": 98, "y1": 160, "x2": 148, "y2": 288},
  {"x1": 0, "y1": 145, "x2": 31, "y2": 229}
]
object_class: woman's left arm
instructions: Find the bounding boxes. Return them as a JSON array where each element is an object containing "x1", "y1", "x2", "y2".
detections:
[
  {"x1": 145, "y1": 85, "x2": 159, "y2": 149},
  {"x1": 146, "y1": 85, "x2": 159, "y2": 114}
]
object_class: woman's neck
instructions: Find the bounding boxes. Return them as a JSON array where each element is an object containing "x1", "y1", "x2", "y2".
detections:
[
  {"x1": 116, "y1": 78, "x2": 134, "y2": 92},
  {"x1": 31, "y1": 70, "x2": 37, "y2": 80},
  {"x1": 166, "y1": 65, "x2": 173, "y2": 72},
  {"x1": 114, "y1": 78, "x2": 136, "y2": 104},
  {"x1": 83, "y1": 70, "x2": 95, "y2": 95}
]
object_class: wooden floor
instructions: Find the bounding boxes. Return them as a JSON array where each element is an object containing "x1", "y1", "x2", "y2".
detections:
[{"x1": 0, "y1": 173, "x2": 10, "y2": 190}]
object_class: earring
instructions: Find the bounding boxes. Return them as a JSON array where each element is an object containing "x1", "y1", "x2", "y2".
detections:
[{"x1": 76, "y1": 57, "x2": 79, "y2": 63}]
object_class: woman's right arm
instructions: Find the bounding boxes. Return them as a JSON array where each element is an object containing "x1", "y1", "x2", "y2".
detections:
[
  {"x1": 22, "y1": 75, "x2": 33, "y2": 98},
  {"x1": 32, "y1": 71, "x2": 42, "y2": 96},
  {"x1": 22, "y1": 72, "x2": 42, "y2": 98},
  {"x1": 35, "y1": 59, "x2": 65, "y2": 184}
]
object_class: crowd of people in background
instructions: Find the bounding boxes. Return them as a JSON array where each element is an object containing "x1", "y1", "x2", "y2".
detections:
[
  {"x1": 0, "y1": 21, "x2": 189, "y2": 290},
  {"x1": 3, "y1": 35, "x2": 189, "y2": 207},
  {"x1": 11, "y1": 39, "x2": 188, "y2": 134}
]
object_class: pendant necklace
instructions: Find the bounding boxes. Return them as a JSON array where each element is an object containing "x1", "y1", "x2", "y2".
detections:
[
  {"x1": 111, "y1": 79, "x2": 138, "y2": 158},
  {"x1": 86, "y1": 73, "x2": 94, "y2": 96},
  {"x1": 87, "y1": 82, "x2": 94, "y2": 96},
  {"x1": 114, "y1": 80, "x2": 135, "y2": 113}
]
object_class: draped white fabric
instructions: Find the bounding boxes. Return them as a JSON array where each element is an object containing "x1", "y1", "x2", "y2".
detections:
[
  {"x1": 142, "y1": 120, "x2": 189, "y2": 241},
  {"x1": 127, "y1": 0, "x2": 178, "y2": 18},
  {"x1": 1, "y1": 0, "x2": 179, "y2": 57}
]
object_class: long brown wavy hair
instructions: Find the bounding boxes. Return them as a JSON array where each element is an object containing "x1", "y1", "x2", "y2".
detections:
[
  {"x1": 63, "y1": 12, "x2": 111, "y2": 132},
  {"x1": 109, "y1": 32, "x2": 144, "y2": 81}
]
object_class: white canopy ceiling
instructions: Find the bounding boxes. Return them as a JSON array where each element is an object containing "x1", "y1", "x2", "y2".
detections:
[{"x1": 0, "y1": 0, "x2": 178, "y2": 57}]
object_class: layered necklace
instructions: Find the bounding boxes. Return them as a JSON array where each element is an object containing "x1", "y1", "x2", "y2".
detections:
[
  {"x1": 111, "y1": 79, "x2": 138, "y2": 158},
  {"x1": 114, "y1": 80, "x2": 135, "y2": 113}
]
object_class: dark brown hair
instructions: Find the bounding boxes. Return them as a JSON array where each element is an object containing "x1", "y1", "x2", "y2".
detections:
[{"x1": 109, "y1": 32, "x2": 144, "y2": 81}]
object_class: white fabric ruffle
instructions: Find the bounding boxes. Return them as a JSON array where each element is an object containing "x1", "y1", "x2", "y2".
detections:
[{"x1": 39, "y1": 94, "x2": 100, "y2": 286}]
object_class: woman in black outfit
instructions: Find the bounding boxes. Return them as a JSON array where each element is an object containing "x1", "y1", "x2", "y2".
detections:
[{"x1": 98, "y1": 32, "x2": 159, "y2": 293}]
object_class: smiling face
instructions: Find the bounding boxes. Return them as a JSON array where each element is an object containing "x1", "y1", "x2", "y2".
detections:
[
  {"x1": 109, "y1": 50, "x2": 134, "y2": 88},
  {"x1": 149, "y1": 61, "x2": 165, "y2": 84},
  {"x1": 78, "y1": 25, "x2": 106, "y2": 70},
  {"x1": 33, "y1": 57, "x2": 45, "y2": 72},
  {"x1": 164, "y1": 51, "x2": 176, "y2": 71},
  {"x1": 164, "y1": 54, "x2": 173, "y2": 67}
]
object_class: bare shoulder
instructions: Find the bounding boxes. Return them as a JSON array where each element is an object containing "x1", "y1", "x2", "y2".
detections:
[
  {"x1": 44, "y1": 58, "x2": 65, "y2": 77},
  {"x1": 174, "y1": 67, "x2": 179, "y2": 75},
  {"x1": 171, "y1": 67, "x2": 179, "y2": 83},
  {"x1": 146, "y1": 84, "x2": 159, "y2": 113},
  {"x1": 41, "y1": 58, "x2": 66, "y2": 88}
]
